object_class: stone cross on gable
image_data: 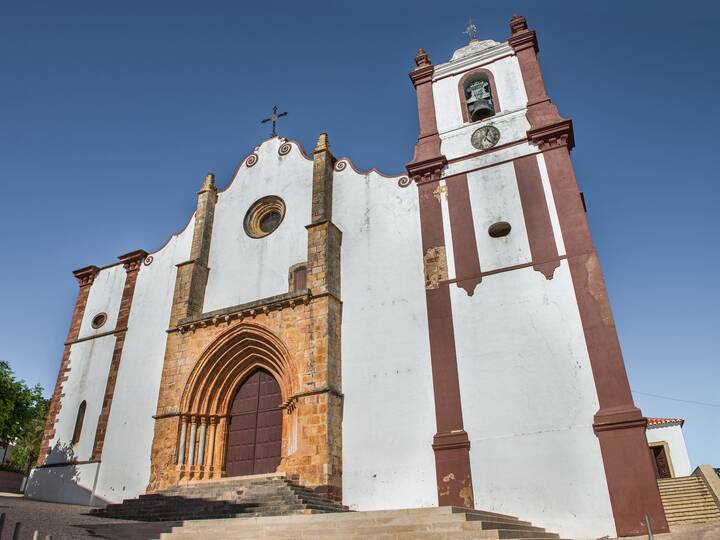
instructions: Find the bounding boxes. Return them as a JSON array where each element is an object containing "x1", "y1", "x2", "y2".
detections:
[{"x1": 261, "y1": 105, "x2": 288, "y2": 137}]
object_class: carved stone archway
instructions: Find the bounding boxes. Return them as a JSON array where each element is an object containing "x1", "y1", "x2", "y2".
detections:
[{"x1": 175, "y1": 323, "x2": 299, "y2": 481}]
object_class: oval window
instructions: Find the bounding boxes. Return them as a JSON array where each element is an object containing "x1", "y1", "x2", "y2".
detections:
[
  {"x1": 91, "y1": 312, "x2": 108, "y2": 329},
  {"x1": 244, "y1": 196, "x2": 286, "y2": 238},
  {"x1": 488, "y1": 221, "x2": 512, "y2": 238}
]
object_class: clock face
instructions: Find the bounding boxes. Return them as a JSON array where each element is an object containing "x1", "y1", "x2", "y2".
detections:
[{"x1": 471, "y1": 125, "x2": 501, "y2": 150}]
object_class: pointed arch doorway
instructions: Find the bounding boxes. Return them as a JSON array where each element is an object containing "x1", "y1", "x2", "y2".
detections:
[{"x1": 226, "y1": 368, "x2": 283, "y2": 476}]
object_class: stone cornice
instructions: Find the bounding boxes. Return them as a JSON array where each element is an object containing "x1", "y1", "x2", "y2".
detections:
[
  {"x1": 527, "y1": 119, "x2": 575, "y2": 151},
  {"x1": 171, "y1": 290, "x2": 312, "y2": 333},
  {"x1": 72, "y1": 265, "x2": 100, "y2": 287},
  {"x1": 409, "y1": 64, "x2": 434, "y2": 87},
  {"x1": 118, "y1": 249, "x2": 148, "y2": 273},
  {"x1": 433, "y1": 42, "x2": 514, "y2": 80},
  {"x1": 65, "y1": 327, "x2": 127, "y2": 346},
  {"x1": 508, "y1": 30, "x2": 538, "y2": 53},
  {"x1": 406, "y1": 155, "x2": 448, "y2": 185}
]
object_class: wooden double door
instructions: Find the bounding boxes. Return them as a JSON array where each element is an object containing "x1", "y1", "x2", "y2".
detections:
[{"x1": 225, "y1": 369, "x2": 282, "y2": 477}]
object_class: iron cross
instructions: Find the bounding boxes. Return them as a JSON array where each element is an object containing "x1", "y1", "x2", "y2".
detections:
[
  {"x1": 463, "y1": 18, "x2": 478, "y2": 42},
  {"x1": 261, "y1": 105, "x2": 288, "y2": 137}
]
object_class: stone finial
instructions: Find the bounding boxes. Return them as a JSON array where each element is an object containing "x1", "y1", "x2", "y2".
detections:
[
  {"x1": 199, "y1": 173, "x2": 216, "y2": 192},
  {"x1": 510, "y1": 14, "x2": 528, "y2": 35},
  {"x1": 414, "y1": 48, "x2": 431, "y2": 68},
  {"x1": 314, "y1": 132, "x2": 330, "y2": 154}
]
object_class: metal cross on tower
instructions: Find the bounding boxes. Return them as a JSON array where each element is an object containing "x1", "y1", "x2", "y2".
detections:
[
  {"x1": 261, "y1": 105, "x2": 288, "y2": 137},
  {"x1": 463, "y1": 18, "x2": 478, "y2": 42}
]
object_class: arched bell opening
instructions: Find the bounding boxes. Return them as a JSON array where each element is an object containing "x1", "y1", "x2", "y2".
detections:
[
  {"x1": 458, "y1": 68, "x2": 501, "y2": 124},
  {"x1": 175, "y1": 323, "x2": 296, "y2": 481}
]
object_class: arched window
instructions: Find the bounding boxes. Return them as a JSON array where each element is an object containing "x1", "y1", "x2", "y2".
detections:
[
  {"x1": 72, "y1": 401, "x2": 86, "y2": 445},
  {"x1": 459, "y1": 69, "x2": 500, "y2": 123}
]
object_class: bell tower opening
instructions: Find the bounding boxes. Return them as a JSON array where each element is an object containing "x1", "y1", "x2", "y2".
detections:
[{"x1": 463, "y1": 74, "x2": 496, "y2": 122}]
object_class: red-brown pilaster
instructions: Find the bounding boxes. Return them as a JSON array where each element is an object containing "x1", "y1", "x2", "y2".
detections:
[
  {"x1": 407, "y1": 49, "x2": 474, "y2": 509},
  {"x1": 446, "y1": 173, "x2": 482, "y2": 295},
  {"x1": 513, "y1": 155, "x2": 560, "y2": 279},
  {"x1": 509, "y1": 15, "x2": 667, "y2": 536},
  {"x1": 37, "y1": 266, "x2": 99, "y2": 466},
  {"x1": 91, "y1": 249, "x2": 147, "y2": 461}
]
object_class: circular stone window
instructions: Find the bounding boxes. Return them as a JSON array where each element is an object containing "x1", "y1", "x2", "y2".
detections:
[
  {"x1": 91, "y1": 312, "x2": 107, "y2": 329},
  {"x1": 244, "y1": 196, "x2": 286, "y2": 238}
]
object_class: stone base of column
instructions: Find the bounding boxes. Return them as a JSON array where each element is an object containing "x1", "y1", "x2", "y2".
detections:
[
  {"x1": 432, "y1": 430, "x2": 474, "y2": 509},
  {"x1": 594, "y1": 408, "x2": 669, "y2": 536}
]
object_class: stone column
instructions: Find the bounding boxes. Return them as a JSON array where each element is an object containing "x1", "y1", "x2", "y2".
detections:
[
  {"x1": 216, "y1": 416, "x2": 228, "y2": 478},
  {"x1": 207, "y1": 416, "x2": 217, "y2": 474},
  {"x1": 37, "y1": 265, "x2": 99, "y2": 466},
  {"x1": 406, "y1": 48, "x2": 473, "y2": 509},
  {"x1": 177, "y1": 417, "x2": 188, "y2": 465},
  {"x1": 197, "y1": 417, "x2": 207, "y2": 476},
  {"x1": 290, "y1": 133, "x2": 344, "y2": 501},
  {"x1": 187, "y1": 417, "x2": 197, "y2": 468},
  {"x1": 147, "y1": 173, "x2": 218, "y2": 492},
  {"x1": 170, "y1": 173, "x2": 217, "y2": 326}
]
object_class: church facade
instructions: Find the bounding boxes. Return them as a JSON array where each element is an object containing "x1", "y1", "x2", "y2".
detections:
[{"x1": 28, "y1": 16, "x2": 668, "y2": 539}]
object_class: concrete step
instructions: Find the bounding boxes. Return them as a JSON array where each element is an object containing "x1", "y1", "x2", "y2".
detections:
[
  {"x1": 657, "y1": 476, "x2": 720, "y2": 525},
  {"x1": 659, "y1": 485, "x2": 713, "y2": 495},
  {"x1": 662, "y1": 498, "x2": 716, "y2": 507},
  {"x1": 663, "y1": 499, "x2": 718, "y2": 508},
  {"x1": 159, "y1": 507, "x2": 563, "y2": 540},
  {"x1": 658, "y1": 476, "x2": 703, "y2": 483},
  {"x1": 94, "y1": 475, "x2": 346, "y2": 523}
]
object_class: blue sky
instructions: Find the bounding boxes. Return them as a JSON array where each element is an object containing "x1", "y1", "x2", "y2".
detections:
[{"x1": 1, "y1": 1, "x2": 718, "y2": 466}]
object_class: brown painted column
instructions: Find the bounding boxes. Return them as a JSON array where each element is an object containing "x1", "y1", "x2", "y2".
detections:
[
  {"x1": 37, "y1": 265, "x2": 99, "y2": 466},
  {"x1": 513, "y1": 155, "x2": 560, "y2": 279},
  {"x1": 509, "y1": 15, "x2": 667, "y2": 536},
  {"x1": 446, "y1": 173, "x2": 482, "y2": 295},
  {"x1": 406, "y1": 49, "x2": 474, "y2": 509},
  {"x1": 91, "y1": 249, "x2": 147, "y2": 461}
]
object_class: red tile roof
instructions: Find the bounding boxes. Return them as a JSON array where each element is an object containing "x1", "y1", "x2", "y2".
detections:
[{"x1": 647, "y1": 417, "x2": 684, "y2": 428}]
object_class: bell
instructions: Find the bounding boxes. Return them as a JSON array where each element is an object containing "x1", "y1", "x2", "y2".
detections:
[{"x1": 468, "y1": 98, "x2": 494, "y2": 122}]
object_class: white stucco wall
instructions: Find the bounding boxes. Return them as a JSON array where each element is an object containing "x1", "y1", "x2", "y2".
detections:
[
  {"x1": 465, "y1": 162, "x2": 532, "y2": 272},
  {"x1": 647, "y1": 424, "x2": 693, "y2": 477},
  {"x1": 93, "y1": 219, "x2": 194, "y2": 503},
  {"x1": 26, "y1": 462, "x2": 101, "y2": 506},
  {"x1": 450, "y1": 264, "x2": 615, "y2": 538},
  {"x1": 333, "y1": 162, "x2": 437, "y2": 510},
  {"x1": 203, "y1": 138, "x2": 313, "y2": 311},
  {"x1": 78, "y1": 265, "x2": 126, "y2": 339},
  {"x1": 46, "y1": 336, "x2": 116, "y2": 463}
]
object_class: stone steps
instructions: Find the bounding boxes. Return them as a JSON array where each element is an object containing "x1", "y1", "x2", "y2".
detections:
[
  {"x1": 657, "y1": 476, "x2": 720, "y2": 525},
  {"x1": 158, "y1": 506, "x2": 569, "y2": 539},
  {"x1": 90, "y1": 474, "x2": 347, "y2": 523}
]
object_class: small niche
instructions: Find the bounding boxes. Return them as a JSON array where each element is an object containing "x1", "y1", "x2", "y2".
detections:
[{"x1": 488, "y1": 221, "x2": 512, "y2": 238}]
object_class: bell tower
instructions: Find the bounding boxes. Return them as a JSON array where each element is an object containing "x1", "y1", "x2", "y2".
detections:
[{"x1": 406, "y1": 15, "x2": 668, "y2": 538}]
